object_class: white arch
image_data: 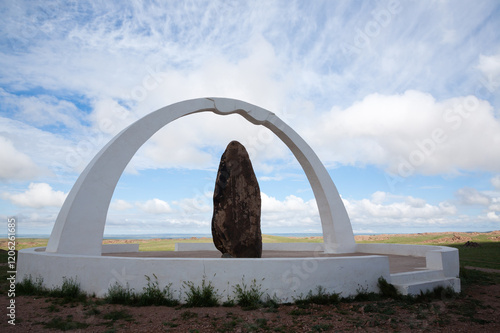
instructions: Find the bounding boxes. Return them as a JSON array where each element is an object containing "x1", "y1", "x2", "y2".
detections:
[{"x1": 46, "y1": 98, "x2": 355, "y2": 255}]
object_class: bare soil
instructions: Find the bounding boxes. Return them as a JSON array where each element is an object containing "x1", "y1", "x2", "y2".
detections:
[
  {"x1": 2, "y1": 232, "x2": 499, "y2": 332},
  {"x1": 0, "y1": 281, "x2": 498, "y2": 332}
]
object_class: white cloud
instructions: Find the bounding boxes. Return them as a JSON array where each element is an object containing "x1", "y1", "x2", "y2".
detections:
[
  {"x1": 172, "y1": 196, "x2": 212, "y2": 214},
  {"x1": 491, "y1": 175, "x2": 500, "y2": 190},
  {"x1": 304, "y1": 90, "x2": 500, "y2": 175},
  {"x1": 110, "y1": 199, "x2": 133, "y2": 211},
  {"x1": 343, "y1": 192, "x2": 457, "y2": 226},
  {"x1": 260, "y1": 192, "x2": 320, "y2": 229},
  {"x1": 0, "y1": 136, "x2": 41, "y2": 181},
  {"x1": 456, "y1": 187, "x2": 491, "y2": 206},
  {"x1": 487, "y1": 196, "x2": 500, "y2": 212},
  {"x1": 477, "y1": 52, "x2": 500, "y2": 79},
  {"x1": 262, "y1": 193, "x2": 317, "y2": 213},
  {"x1": 0, "y1": 88, "x2": 84, "y2": 130},
  {"x1": 136, "y1": 198, "x2": 173, "y2": 214},
  {"x1": 0, "y1": 116, "x2": 96, "y2": 176},
  {"x1": 486, "y1": 211, "x2": 500, "y2": 222},
  {"x1": 2, "y1": 182, "x2": 66, "y2": 208},
  {"x1": 89, "y1": 99, "x2": 138, "y2": 136}
]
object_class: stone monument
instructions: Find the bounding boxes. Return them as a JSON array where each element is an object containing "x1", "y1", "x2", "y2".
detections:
[{"x1": 211, "y1": 141, "x2": 262, "y2": 258}]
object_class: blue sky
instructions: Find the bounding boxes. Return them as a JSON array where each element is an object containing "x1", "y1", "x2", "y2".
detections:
[{"x1": 1, "y1": 0, "x2": 500, "y2": 236}]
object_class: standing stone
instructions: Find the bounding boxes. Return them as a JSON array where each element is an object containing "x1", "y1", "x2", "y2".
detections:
[{"x1": 211, "y1": 141, "x2": 262, "y2": 258}]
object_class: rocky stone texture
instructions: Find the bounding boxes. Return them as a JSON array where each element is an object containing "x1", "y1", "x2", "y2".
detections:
[{"x1": 211, "y1": 141, "x2": 262, "y2": 258}]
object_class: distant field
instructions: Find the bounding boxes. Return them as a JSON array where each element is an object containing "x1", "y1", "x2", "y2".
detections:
[{"x1": 1, "y1": 231, "x2": 499, "y2": 269}]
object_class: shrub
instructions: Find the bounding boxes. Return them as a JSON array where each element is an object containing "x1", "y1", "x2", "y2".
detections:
[{"x1": 377, "y1": 277, "x2": 401, "y2": 299}]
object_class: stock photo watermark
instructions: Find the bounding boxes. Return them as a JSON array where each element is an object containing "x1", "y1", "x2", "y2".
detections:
[{"x1": 6, "y1": 217, "x2": 17, "y2": 326}]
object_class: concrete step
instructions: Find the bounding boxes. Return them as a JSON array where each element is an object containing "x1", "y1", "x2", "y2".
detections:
[
  {"x1": 391, "y1": 269, "x2": 444, "y2": 285},
  {"x1": 393, "y1": 277, "x2": 461, "y2": 296}
]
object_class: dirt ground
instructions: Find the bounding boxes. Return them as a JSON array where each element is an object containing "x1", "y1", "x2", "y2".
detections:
[
  {"x1": 2, "y1": 232, "x2": 499, "y2": 332},
  {"x1": 1, "y1": 281, "x2": 499, "y2": 332}
]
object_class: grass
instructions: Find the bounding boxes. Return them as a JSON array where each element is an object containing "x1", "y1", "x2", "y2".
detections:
[
  {"x1": 460, "y1": 267, "x2": 500, "y2": 286},
  {"x1": 449, "y1": 242, "x2": 500, "y2": 270}
]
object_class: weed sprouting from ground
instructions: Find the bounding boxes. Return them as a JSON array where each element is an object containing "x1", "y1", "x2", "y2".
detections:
[
  {"x1": 183, "y1": 277, "x2": 220, "y2": 307},
  {"x1": 299, "y1": 286, "x2": 340, "y2": 305},
  {"x1": 233, "y1": 278, "x2": 264, "y2": 308},
  {"x1": 105, "y1": 283, "x2": 137, "y2": 305},
  {"x1": 105, "y1": 275, "x2": 179, "y2": 306},
  {"x1": 17, "y1": 275, "x2": 87, "y2": 302},
  {"x1": 16, "y1": 275, "x2": 46, "y2": 296},
  {"x1": 262, "y1": 294, "x2": 280, "y2": 311},
  {"x1": 50, "y1": 277, "x2": 87, "y2": 302},
  {"x1": 139, "y1": 274, "x2": 179, "y2": 306}
]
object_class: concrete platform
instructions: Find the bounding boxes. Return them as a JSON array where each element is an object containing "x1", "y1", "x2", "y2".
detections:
[
  {"x1": 18, "y1": 242, "x2": 460, "y2": 301},
  {"x1": 103, "y1": 250, "x2": 427, "y2": 274}
]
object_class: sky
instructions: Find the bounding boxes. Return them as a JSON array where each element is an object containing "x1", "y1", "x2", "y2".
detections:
[{"x1": 1, "y1": 0, "x2": 500, "y2": 237}]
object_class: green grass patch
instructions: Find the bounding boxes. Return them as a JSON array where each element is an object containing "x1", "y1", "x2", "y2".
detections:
[
  {"x1": 460, "y1": 267, "x2": 500, "y2": 286},
  {"x1": 0, "y1": 238, "x2": 49, "y2": 251},
  {"x1": 449, "y1": 242, "x2": 500, "y2": 270}
]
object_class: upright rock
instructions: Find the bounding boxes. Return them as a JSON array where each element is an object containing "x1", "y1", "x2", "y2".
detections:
[{"x1": 211, "y1": 141, "x2": 262, "y2": 258}]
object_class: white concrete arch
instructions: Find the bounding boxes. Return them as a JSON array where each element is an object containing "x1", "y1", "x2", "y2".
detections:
[{"x1": 46, "y1": 98, "x2": 355, "y2": 255}]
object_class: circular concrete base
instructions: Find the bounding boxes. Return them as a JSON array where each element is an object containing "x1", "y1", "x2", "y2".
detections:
[{"x1": 17, "y1": 243, "x2": 460, "y2": 302}]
